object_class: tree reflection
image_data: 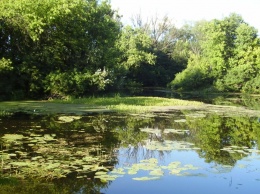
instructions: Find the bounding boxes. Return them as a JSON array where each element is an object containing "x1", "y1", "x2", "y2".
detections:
[
  {"x1": 0, "y1": 176, "x2": 108, "y2": 194},
  {"x1": 186, "y1": 114, "x2": 260, "y2": 165},
  {"x1": 1, "y1": 111, "x2": 260, "y2": 192}
]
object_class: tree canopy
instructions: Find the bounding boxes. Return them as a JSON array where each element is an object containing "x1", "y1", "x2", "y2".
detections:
[
  {"x1": 169, "y1": 14, "x2": 260, "y2": 93},
  {"x1": 0, "y1": 1, "x2": 259, "y2": 100}
]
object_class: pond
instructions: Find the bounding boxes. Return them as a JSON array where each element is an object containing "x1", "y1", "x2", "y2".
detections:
[{"x1": 0, "y1": 99, "x2": 260, "y2": 193}]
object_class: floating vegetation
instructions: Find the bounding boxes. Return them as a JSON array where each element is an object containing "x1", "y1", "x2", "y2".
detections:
[
  {"x1": 110, "y1": 168, "x2": 125, "y2": 175},
  {"x1": 140, "y1": 127, "x2": 189, "y2": 135},
  {"x1": 220, "y1": 145, "x2": 260, "y2": 155},
  {"x1": 126, "y1": 158, "x2": 201, "y2": 181},
  {"x1": 163, "y1": 128, "x2": 189, "y2": 134},
  {"x1": 2, "y1": 134, "x2": 24, "y2": 142},
  {"x1": 162, "y1": 162, "x2": 199, "y2": 175},
  {"x1": 149, "y1": 168, "x2": 164, "y2": 176},
  {"x1": 174, "y1": 119, "x2": 187, "y2": 123},
  {"x1": 144, "y1": 140, "x2": 199, "y2": 152},
  {"x1": 89, "y1": 157, "x2": 202, "y2": 182},
  {"x1": 0, "y1": 103, "x2": 259, "y2": 192},
  {"x1": 57, "y1": 116, "x2": 82, "y2": 123},
  {"x1": 0, "y1": 130, "x2": 115, "y2": 180},
  {"x1": 133, "y1": 176, "x2": 160, "y2": 181}
]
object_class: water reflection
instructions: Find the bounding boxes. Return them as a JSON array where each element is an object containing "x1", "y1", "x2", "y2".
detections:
[{"x1": 0, "y1": 110, "x2": 260, "y2": 193}]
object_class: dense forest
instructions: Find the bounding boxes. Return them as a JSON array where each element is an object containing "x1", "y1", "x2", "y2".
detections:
[{"x1": 0, "y1": 0, "x2": 259, "y2": 100}]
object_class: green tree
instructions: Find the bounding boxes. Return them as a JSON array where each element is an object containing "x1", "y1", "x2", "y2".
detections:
[
  {"x1": 130, "y1": 15, "x2": 188, "y2": 87},
  {"x1": 111, "y1": 26, "x2": 156, "y2": 90},
  {"x1": 169, "y1": 13, "x2": 260, "y2": 93},
  {"x1": 220, "y1": 23, "x2": 260, "y2": 92},
  {"x1": 0, "y1": 0, "x2": 121, "y2": 99}
]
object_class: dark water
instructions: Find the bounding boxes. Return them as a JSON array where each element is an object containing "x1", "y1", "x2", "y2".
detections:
[{"x1": 1, "y1": 104, "x2": 260, "y2": 194}]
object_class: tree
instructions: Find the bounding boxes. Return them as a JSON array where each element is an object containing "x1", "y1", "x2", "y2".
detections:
[
  {"x1": 111, "y1": 25, "x2": 156, "y2": 90},
  {"x1": 220, "y1": 23, "x2": 260, "y2": 92},
  {"x1": 0, "y1": 0, "x2": 121, "y2": 99},
  {"x1": 130, "y1": 14, "x2": 188, "y2": 87},
  {"x1": 169, "y1": 13, "x2": 260, "y2": 93}
]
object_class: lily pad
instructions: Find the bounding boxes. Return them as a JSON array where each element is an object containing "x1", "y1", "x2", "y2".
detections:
[
  {"x1": 2, "y1": 134, "x2": 24, "y2": 142},
  {"x1": 57, "y1": 116, "x2": 82, "y2": 123},
  {"x1": 110, "y1": 168, "x2": 125, "y2": 175},
  {"x1": 139, "y1": 128, "x2": 161, "y2": 134},
  {"x1": 174, "y1": 119, "x2": 186, "y2": 123},
  {"x1": 132, "y1": 176, "x2": 160, "y2": 181},
  {"x1": 164, "y1": 128, "x2": 189, "y2": 134},
  {"x1": 149, "y1": 169, "x2": 164, "y2": 176}
]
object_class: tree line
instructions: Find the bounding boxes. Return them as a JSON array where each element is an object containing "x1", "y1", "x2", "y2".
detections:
[{"x1": 0, "y1": 0, "x2": 259, "y2": 100}]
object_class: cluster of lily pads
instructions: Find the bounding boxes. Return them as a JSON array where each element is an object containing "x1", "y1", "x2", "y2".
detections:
[
  {"x1": 0, "y1": 121, "x2": 115, "y2": 180},
  {"x1": 144, "y1": 140, "x2": 200, "y2": 151},
  {"x1": 57, "y1": 115, "x2": 82, "y2": 123},
  {"x1": 94, "y1": 157, "x2": 201, "y2": 182},
  {"x1": 139, "y1": 127, "x2": 199, "y2": 151},
  {"x1": 220, "y1": 145, "x2": 260, "y2": 155},
  {"x1": 140, "y1": 127, "x2": 189, "y2": 135}
]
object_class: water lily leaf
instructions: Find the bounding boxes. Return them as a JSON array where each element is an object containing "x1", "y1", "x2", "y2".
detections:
[
  {"x1": 82, "y1": 165, "x2": 94, "y2": 170},
  {"x1": 94, "y1": 174, "x2": 119, "y2": 182},
  {"x1": 149, "y1": 169, "x2": 164, "y2": 176},
  {"x1": 82, "y1": 156, "x2": 99, "y2": 162},
  {"x1": 2, "y1": 134, "x2": 24, "y2": 141},
  {"x1": 167, "y1": 161, "x2": 181, "y2": 169},
  {"x1": 170, "y1": 169, "x2": 182, "y2": 174},
  {"x1": 174, "y1": 119, "x2": 186, "y2": 123},
  {"x1": 31, "y1": 156, "x2": 43, "y2": 161},
  {"x1": 8, "y1": 153, "x2": 17, "y2": 157},
  {"x1": 132, "y1": 176, "x2": 160, "y2": 181},
  {"x1": 139, "y1": 128, "x2": 161, "y2": 134},
  {"x1": 95, "y1": 171, "x2": 108, "y2": 175},
  {"x1": 128, "y1": 168, "x2": 138, "y2": 175},
  {"x1": 43, "y1": 134, "x2": 55, "y2": 141},
  {"x1": 183, "y1": 164, "x2": 199, "y2": 170},
  {"x1": 111, "y1": 168, "x2": 125, "y2": 175},
  {"x1": 140, "y1": 158, "x2": 158, "y2": 164},
  {"x1": 57, "y1": 116, "x2": 82, "y2": 123},
  {"x1": 246, "y1": 149, "x2": 260, "y2": 153},
  {"x1": 164, "y1": 129, "x2": 189, "y2": 134},
  {"x1": 45, "y1": 162, "x2": 61, "y2": 169}
]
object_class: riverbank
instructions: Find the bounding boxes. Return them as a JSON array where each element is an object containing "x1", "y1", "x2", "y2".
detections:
[
  {"x1": 0, "y1": 96, "x2": 259, "y2": 117},
  {"x1": 0, "y1": 96, "x2": 202, "y2": 115}
]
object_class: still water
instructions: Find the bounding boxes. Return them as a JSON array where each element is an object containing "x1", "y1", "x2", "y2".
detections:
[{"x1": 0, "y1": 101, "x2": 260, "y2": 193}]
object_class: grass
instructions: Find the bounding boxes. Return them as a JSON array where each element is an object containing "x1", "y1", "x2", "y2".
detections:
[
  {"x1": 0, "y1": 96, "x2": 203, "y2": 115},
  {"x1": 54, "y1": 96, "x2": 203, "y2": 113},
  {"x1": 55, "y1": 96, "x2": 203, "y2": 106}
]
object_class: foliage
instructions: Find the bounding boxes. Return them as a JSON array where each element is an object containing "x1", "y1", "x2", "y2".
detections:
[
  {"x1": 169, "y1": 13, "x2": 260, "y2": 93},
  {"x1": 116, "y1": 26, "x2": 156, "y2": 69},
  {"x1": 129, "y1": 15, "x2": 189, "y2": 87},
  {"x1": 0, "y1": 0, "x2": 121, "y2": 98},
  {"x1": 1, "y1": 0, "x2": 260, "y2": 99},
  {"x1": 0, "y1": 58, "x2": 13, "y2": 72}
]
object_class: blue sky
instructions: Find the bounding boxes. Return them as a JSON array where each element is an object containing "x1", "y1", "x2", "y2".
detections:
[{"x1": 110, "y1": 0, "x2": 260, "y2": 32}]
